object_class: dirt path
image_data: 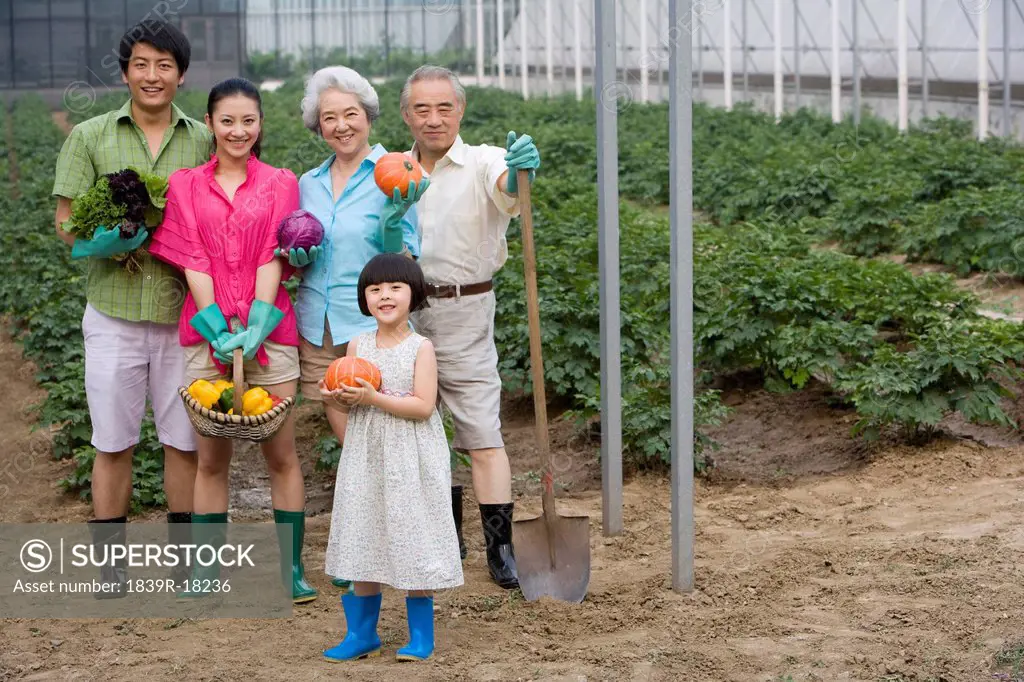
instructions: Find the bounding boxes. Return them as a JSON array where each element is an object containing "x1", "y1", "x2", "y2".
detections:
[{"x1": 2, "y1": 323, "x2": 1024, "y2": 681}]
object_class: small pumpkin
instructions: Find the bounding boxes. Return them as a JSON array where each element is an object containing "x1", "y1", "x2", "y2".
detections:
[
  {"x1": 324, "y1": 357, "x2": 383, "y2": 392},
  {"x1": 374, "y1": 152, "x2": 424, "y2": 199}
]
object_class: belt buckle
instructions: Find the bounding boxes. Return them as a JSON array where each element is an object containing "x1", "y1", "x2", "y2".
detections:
[{"x1": 454, "y1": 283, "x2": 461, "y2": 301}]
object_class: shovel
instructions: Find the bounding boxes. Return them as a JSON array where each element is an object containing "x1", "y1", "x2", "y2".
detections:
[{"x1": 511, "y1": 168, "x2": 591, "y2": 604}]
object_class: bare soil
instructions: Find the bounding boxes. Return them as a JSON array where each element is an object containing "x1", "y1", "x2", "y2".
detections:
[{"x1": 2, "y1": 327, "x2": 1024, "y2": 682}]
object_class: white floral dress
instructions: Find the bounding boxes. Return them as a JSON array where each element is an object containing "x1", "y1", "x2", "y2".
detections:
[{"x1": 324, "y1": 330, "x2": 464, "y2": 591}]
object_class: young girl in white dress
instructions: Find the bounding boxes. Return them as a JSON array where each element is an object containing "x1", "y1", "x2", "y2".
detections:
[{"x1": 319, "y1": 252, "x2": 463, "y2": 663}]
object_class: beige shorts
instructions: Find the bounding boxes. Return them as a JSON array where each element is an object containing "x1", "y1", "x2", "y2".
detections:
[
  {"x1": 298, "y1": 318, "x2": 349, "y2": 400},
  {"x1": 82, "y1": 304, "x2": 196, "y2": 453},
  {"x1": 410, "y1": 290, "x2": 503, "y2": 451},
  {"x1": 184, "y1": 342, "x2": 300, "y2": 388}
]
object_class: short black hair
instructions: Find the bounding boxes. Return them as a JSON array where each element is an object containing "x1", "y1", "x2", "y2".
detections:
[
  {"x1": 357, "y1": 253, "x2": 429, "y2": 317},
  {"x1": 118, "y1": 19, "x2": 191, "y2": 76}
]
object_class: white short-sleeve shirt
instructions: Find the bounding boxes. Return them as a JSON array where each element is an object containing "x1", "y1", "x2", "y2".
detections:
[{"x1": 410, "y1": 135, "x2": 520, "y2": 285}]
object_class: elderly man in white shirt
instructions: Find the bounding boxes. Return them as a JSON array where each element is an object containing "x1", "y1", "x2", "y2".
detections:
[{"x1": 401, "y1": 65, "x2": 540, "y2": 590}]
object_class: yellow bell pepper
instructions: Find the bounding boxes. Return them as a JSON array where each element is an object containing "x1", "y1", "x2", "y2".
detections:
[
  {"x1": 249, "y1": 398, "x2": 274, "y2": 416},
  {"x1": 188, "y1": 380, "x2": 221, "y2": 410},
  {"x1": 242, "y1": 387, "x2": 271, "y2": 416},
  {"x1": 213, "y1": 379, "x2": 233, "y2": 393}
]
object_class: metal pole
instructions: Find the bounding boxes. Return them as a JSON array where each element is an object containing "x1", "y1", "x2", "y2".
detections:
[
  {"x1": 498, "y1": 0, "x2": 506, "y2": 88},
  {"x1": 979, "y1": 2, "x2": 989, "y2": 140},
  {"x1": 545, "y1": 0, "x2": 553, "y2": 95},
  {"x1": 47, "y1": 0, "x2": 53, "y2": 87},
  {"x1": 521, "y1": 0, "x2": 529, "y2": 98},
  {"x1": 237, "y1": 0, "x2": 245, "y2": 80},
  {"x1": 7, "y1": 0, "x2": 12, "y2": 88},
  {"x1": 383, "y1": 0, "x2": 390, "y2": 78},
  {"x1": 346, "y1": 0, "x2": 353, "y2": 59},
  {"x1": 742, "y1": 0, "x2": 748, "y2": 99},
  {"x1": 84, "y1": 0, "x2": 92, "y2": 86},
  {"x1": 640, "y1": 0, "x2": 649, "y2": 103},
  {"x1": 560, "y1": 0, "x2": 568, "y2": 95},
  {"x1": 311, "y1": 0, "x2": 317, "y2": 72},
  {"x1": 275, "y1": 0, "x2": 282, "y2": 72},
  {"x1": 773, "y1": 0, "x2": 782, "y2": 120},
  {"x1": 831, "y1": 0, "x2": 840, "y2": 122},
  {"x1": 476, "y1": 0, "x2": 484, "y2": 82},
  {"x1": 724, "y1": 0, "x2": 732, "y2": 110},
  {"x1": 594, "y1": 0, "x2": 622, "y2": 539},
  {"x1": 669, "y1": 0, "x2": 694, "y2": 595},
  {"x1": 697, "y1": 16, "x2": 703, "y2": 101},
  {"x1": 1005, "y1": 0, "x2": 1012, "y2": 137},
  {"x1": 794, "y1": 0, "x2": 800, "y2": 108},
  {"x1": 853, "y1": 0, "x2": 860, "y2": 125},
  {"x1": 574, "y1": 0, "x2": 583, "y2": 100},
  {"x1": 898, "y1": 0, "x2": 907, "y2": 132},
  {"x1": 921, "y1": 0, "x2": 928, "y2": 117}
]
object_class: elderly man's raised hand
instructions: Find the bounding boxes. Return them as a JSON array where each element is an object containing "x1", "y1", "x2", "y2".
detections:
[{"x1": 504, "y1": 131, "x2": 540, "y2": 194}]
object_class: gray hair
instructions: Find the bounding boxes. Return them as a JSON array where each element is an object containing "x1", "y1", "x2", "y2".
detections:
[
  {"x1": 301, "y1": 65, "x2": 380, "y2": 134},
  {"x1": 400, "y1": 65, "x2": 467, "y2": 112}
]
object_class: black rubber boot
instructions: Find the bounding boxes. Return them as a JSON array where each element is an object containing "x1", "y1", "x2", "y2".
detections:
[
  {"x1": 167, "y1": 511, "x2": 192, "y2": 586},
  {"x1": 452, "y1": 485, "x2": 467, "y2": 560},
  {"x1": 87, "y1": 517, "x2": 128, "y2": 600},
  {"x1": 479, "y1": 503, "x2": 519, "y2": 590}
]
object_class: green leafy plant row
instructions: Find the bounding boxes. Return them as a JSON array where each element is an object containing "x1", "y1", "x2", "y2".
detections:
[
  {"x1": 0, "y1": 95, "x2": 166, "y2": 510},
  {"x1": 8, "y1": 81, "x2": 1019, "y2": 512}
]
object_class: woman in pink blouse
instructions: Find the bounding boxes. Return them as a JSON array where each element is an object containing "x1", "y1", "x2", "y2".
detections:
[{"x1": 149, "y1": 78, "x2": 318, "y2": 605}]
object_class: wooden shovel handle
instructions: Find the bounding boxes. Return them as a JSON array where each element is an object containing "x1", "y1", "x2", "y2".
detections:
[
  {"x1": 230, "y1": 318, "x2": 245, "y2": 416},
  {"x1": 518, "y1": 169, "x2": 556, "y2": 523}
]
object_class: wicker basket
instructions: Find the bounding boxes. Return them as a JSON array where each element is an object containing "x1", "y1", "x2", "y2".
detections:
[{"x1": 179, "y1": 343, "x2": 295, "y2": 443}]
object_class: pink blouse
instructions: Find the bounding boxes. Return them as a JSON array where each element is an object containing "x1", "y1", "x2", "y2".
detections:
[{"x1": 150, "y1": 154, "x2": 299, "y2": 370}]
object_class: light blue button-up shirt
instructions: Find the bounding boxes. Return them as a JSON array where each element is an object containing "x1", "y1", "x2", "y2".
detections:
[{"x1": 295, "y1": 145, "x2": 421, "y2": 347}]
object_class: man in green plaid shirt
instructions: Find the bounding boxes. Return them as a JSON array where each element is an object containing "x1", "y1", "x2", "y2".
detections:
[{"x1": 52, "y1": 19, "x2": 210, "y2": 597}]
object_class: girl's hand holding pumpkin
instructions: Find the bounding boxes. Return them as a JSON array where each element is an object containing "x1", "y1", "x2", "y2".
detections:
[
  {"x1": 340, "y1": 378, "x2": 379, "y2": 407},
  {"x1": 317, "y1": 379, "x2": 350, "y2": 412}
]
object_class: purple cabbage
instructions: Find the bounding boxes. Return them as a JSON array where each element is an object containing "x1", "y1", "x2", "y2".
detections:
[
  {"x1": 277, "y1": 209, "x2": 325, "y2": 252},
  {"x1": 106, "y1": 169, "x2": 149, "y2": 238}
]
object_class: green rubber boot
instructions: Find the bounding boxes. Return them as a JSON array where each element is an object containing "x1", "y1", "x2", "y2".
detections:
[
  {"x1": 274, "y1": 509, "x2": 318, "y2": 604},
  {"x1": 177, "y1": 512, "x2": 228, "y2": 601},
  {"x1": 332, "y1": 577, "x2": 352, "y2": 590}
]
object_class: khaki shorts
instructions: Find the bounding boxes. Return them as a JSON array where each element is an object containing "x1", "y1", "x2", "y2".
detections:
[
  {"x1": 410, "y1": 290, "x2": 503, "y2": 451},
  {"x1": 184, "y1": 342, "x2": 300, "y2": 387},
  {"x1": 298, "y1": 318, "x2": 349, "y2": 400}
]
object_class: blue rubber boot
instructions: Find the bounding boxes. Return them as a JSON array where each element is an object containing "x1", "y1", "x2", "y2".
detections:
[
  {"x1": 396, "y1": 596, "x2": 435, "y2": 662},
  {"x1": 323, "y1": 592, "x2": 382, "y2": 662}
]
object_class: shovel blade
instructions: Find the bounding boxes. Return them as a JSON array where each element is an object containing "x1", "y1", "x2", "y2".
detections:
[{"x1": 512, "y1": 513, "x2": 591, "y2": 603}]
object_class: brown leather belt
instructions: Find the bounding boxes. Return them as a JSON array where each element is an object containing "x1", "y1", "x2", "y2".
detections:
[{"x1": 426, "y1": 280, "x2": 493, "y2": 299}]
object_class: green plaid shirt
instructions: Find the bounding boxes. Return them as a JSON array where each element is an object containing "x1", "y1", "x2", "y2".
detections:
[{"x1": 53, "y1": 99, "x2": 212, "y2": 324}]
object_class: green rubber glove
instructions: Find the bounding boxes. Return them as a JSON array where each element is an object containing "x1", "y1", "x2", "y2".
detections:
[
  {"x1": 504, "y1": 131, "x2": 540, "y2": 194},
  {"x1": 379, "y1": 178, "x2": 430, "y2": 254},
  {"x1": 240, "y1": 300, "x2": 285, "y2": 361},
  {"x1": 71, "y1": 225, "x2": 149, "y2": 260},
  {"x1": 189, "y1": 304, "x2": 247, "y2": 364},
  {"x1": 274, "y1": 245, "x2": 322, "y2": 268}
]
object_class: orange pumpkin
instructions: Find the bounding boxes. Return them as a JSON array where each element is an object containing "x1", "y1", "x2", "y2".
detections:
[
  {"x1": 374, "y1": 152, "x2": 424, "y2": 199},
  {"x1": 324, "y1": 357, "x2": 383, "y2": 392}
]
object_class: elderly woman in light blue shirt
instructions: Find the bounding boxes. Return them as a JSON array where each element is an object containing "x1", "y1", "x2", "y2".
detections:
[{"x1": 279, "y1": 66, "x2": 425, "y2": 470}]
